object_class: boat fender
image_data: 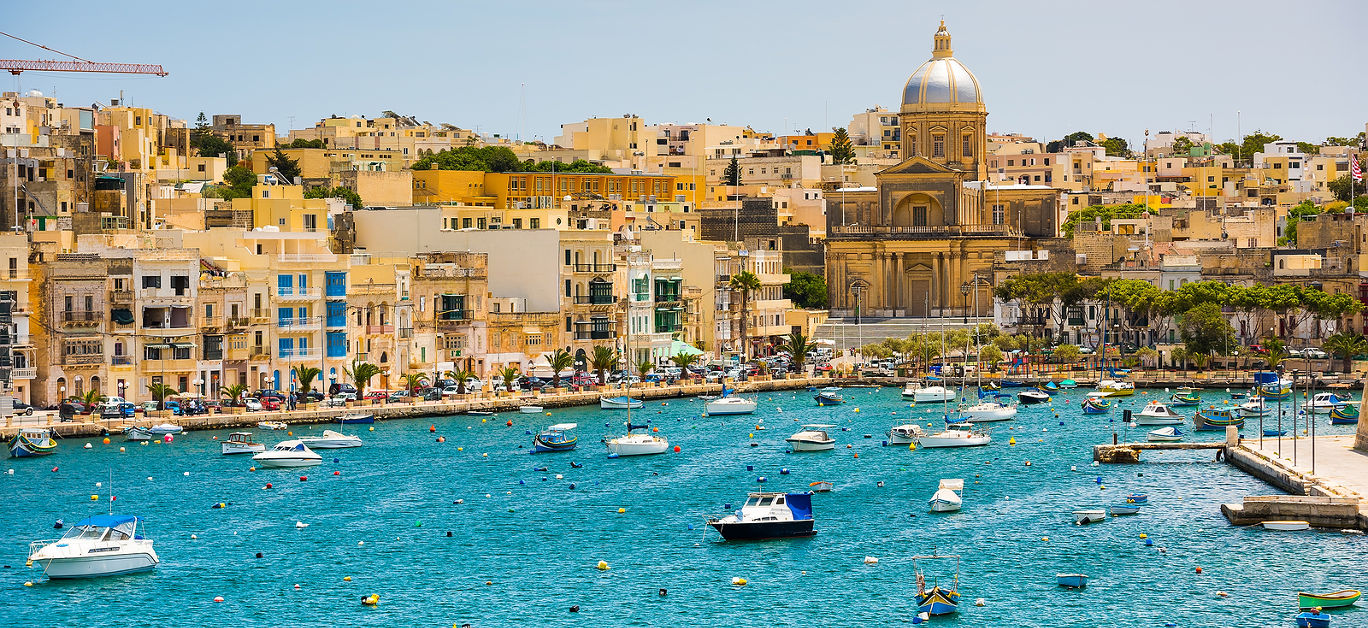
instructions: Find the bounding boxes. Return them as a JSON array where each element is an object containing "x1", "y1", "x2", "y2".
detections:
[
  {"x1": 214, "y1": 596, "x2": 224, "y2": 603},
  {"x1": 596, "y1": 561, "x2": 610, "y2": 571},
  {"x1": 731, "y1": 577, "x2": 747, "y2": 585},
  {"x1": 975, "y1": 598, "x2": 986, "y2": 607}
]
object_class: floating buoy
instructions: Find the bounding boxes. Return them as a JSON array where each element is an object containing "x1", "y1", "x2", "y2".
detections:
[
  {"x1": 163, "y1": 435, "x2": 173, "y2": 443},
  {"x1": 1139, "y1": 533, "x2": 1148, "y2": 539},
  {"x1": 673, "y1": 446, "x2": 681, "y2": 453},
  {"x1": 617, "y1": 508, "x2": 626, "y2": 514},
  {"x1": 212, "y1": 502, "x2": 225, "y2": 509},
  {"x1": 256, "y1": 552, "x2": 264, "y2": 558},
  {"x1": 1042, "y1": 537, "x2": 1049, "y2": 541},
  {"x1": 1008, "y1": 438, "x2": 1016, "y2": 446},
  {"x1": 1195, "y1": 566, "x2": 1202, "y2": 574},
  {"x1": 51, "y1": 467, "x2": 58, "y2": 473},
  {"x1": 1070, "y1": 466, "x2": 1077, "y2": 472},
  {"x1": 344, "y1": 576, "x2": 352, "y2": 581},
  {"x1": 429, "y1": 425, "x2": 436, "y2": 432},
  {"x1": 361, "y1": 594, "x2": 379, "y2": 606},
  {"x1": 358, "y1": 541, "x2": 365, "y2": 546},
  {"x1": 119, "y1": 447, "x2": 125, "y2": 453},
  {"x1": 596, "y1": 560, "x2": 610, "y2": 571},
  {"x1": 780, "y1": 468, "x2": 790, "y2": 475},
  {"x1": 296, "y1": 521, "x2": 308, "y2": 528},
  {"x1": 1215, "y1": 590, "x2": 1228, "y2": 597},
  {"x1": 369, "y1": 427, "x2": 374, "y2": 431},
  {"x1": 731, "y1": 577, "x2": 748, "y2": 586},
  {"x1": 1024, "y1": 461, "x2": 1032, "y2": 467},
  {"x1": 863, "y1": 556, "x2": 879, "y2": 565},
  {"x1": 191, "y1": 534, "x2": 198, "y2": 540},
  {"x1": 1145, "y1": 539, "x2": 1154, "y2": 547},
  {"x1": 83, "y1": 443, "x2": 92, "y2": 449},
  {"x1": 457, "y1": 447, "x2": 463, "y2": 451},
  {"x1": 213, "y1": 596, "x2": 224, "y2": 603},
  {"x1": 249, "y1": 466, "x2": 256, "y2": 471},
  {"x1": 908, "y1": 443, "x2": 916, "y2": 451},
  {"x1": 294, "y1": 584, "x2": 301, "y2": 590},
  {"x1": 102, "y1": 437, "x2": 110, "y2": 444},
  {"x1": 854, "y1": 408, "x2": 860, "y2": 413}
]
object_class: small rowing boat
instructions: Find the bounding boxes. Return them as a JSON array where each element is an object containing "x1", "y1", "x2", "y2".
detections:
[{"x1": 1298, "y1": 589, "x2": 1361, "y2": 609}]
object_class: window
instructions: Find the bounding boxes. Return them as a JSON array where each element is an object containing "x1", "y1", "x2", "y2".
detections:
[
  {"x1": 1008, "y1": 159, "x2": 1015, "y2": 167},
  {"x1": 565, "y1": 249, "x2": 572, "y2": 265},
  {"x1": 932, "y1": 134, "x2": 945, "y2": 158},
  {"x1": 170, "y1": 275, "x2": 189, "y2": 296},
  {"x1": 462, "y1": 217, "x2": 472, "y2": 229},
  {"x1": 142, "y1": 275, "x2": 161, "y2": 289},
  {"x1": 913, "y1": 206, "x2": 928, "y2": 227},
  {"x1": 909, "y1": 134, "x2": 917, "y2": 156},
  {"x1": 962, "y1": 134, "x2": 972, "y2": 157},
  {"x1": 992, "y1": 204, "x2": 1005, "y2": 225}
]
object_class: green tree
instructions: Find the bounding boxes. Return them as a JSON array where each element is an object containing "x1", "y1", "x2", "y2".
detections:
[
  {"x1": 497, "y1": 365, "x2": 521, "y2": 393},
  {"x1": 1134, "y1": 346, "x2": 1159, "y2": 369},
  {"x1": 548, "y1": 348, "x2": 574, "y2": 388},
  {"x1": 446, "y1": 368, "x2": 475, "y2": 395},
  {"x1": 1179, "y1": 302, "x2": 1235, "y2": 357},
  {"x1": 729, "y1": 270, "x2": 762, "y2": 359},
  {"x1": 1046, "y1": 131, "x2": 1094, "y2": 154},
  {"x1": 193, "y1": 133, "x2": 236, "y2": 164},
  {"x1": 635, "y1": 359, "x2": 654, "y2": 378},
  {"x1": 828, "y1": 127, "x2": 855, "y2": 164},
  {"x1": 1296, "y1": 141, "x2": 1320, "y2": 155},
  {"x1": 294, "y1": 366, "x2": 321, "y2": 396},
  {"x1": 782, "y1": 269, "x2": 828, "y2": 309},
  {"x1": 1100, "y1": 136, "x2": 1131, "y2": 157},
  {"x1": 978, "y1": 344, "x2": 1003, "y2": 371},
  {"x1": 287, "y1": 138, "x2": 324, "y2": 149},
  {"x1": 1280, "y1": 200, "x2": 1322, "y2": 245},
  {"x1": 207, "y1": 163, "x2": 257, "y2": 200},
  {"x1": 410, "y1": 146, "x2": 523, "y2": 172},
  {"x1": 1263, "y1": 346, "x2": 1288, "y2": 371},
  {"x1": 1170, "y1": 136, "x2": 1194, "y2": 155},
  {"x1": 265, "y1": 147, "x2": 302, "y2": 183},
  {"x1": 1323, "y1": 331, "x2": 1368, "y2": 373},
  {"x1": 146, "y1": 383, "x2": 179, "y2": 410},
  {"x1": 1060, "y1": 203, "x2": 1150, "y2": 238},
  {"x1": 1052, "y1": 343, "x2": 1081, "y2": 365},
  {"x1": 194, "y1": 112, "x2": 208, "y2": 130},
  {"x1": 344, "y1": 358, "x2": 381, "y2": 397},
  {"x1": 399, "y1": 372, "x2": 429, "y2": 394},
  {"x1": 220, "y1": 383, "x2": 248, "y2": 406},
  {"x1": 1328, "y1": 172, "x2": 1364, "y2": 203},
  {"x1": 1238, "y1": 131, "x2": 1281, "y2": 164},
  {"x1": 589, "y1": 346, "x2": 618, "y2": 385},
  {"x1": 722, "y1": 156, "x2": 742, "y2": 186},
  {"x1": 305, "y1": 185, "x2": 363, "y2": 209},
  {"x1": 521, "y1": 159, "x2": 612, "y2": 173},
  {"x1": 669, "y1": 351, "x2": 701, "y2": 379},
  {"x1": 778, "y1": 331, "x2": 817, "y2": 373}
]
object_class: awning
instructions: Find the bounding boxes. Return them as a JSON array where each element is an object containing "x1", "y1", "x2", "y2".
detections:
[
  {"x1": 172, "y1": 343, "x2": 196, "y2": 349},
  {"x1": 669, "y1": 276, "x2": 682, "y2": 281},
  {"x1": 111, "y1": 308, "x2": 134, "y2": 325},
  {"x1": 145, "y1": 343, "x2": 171, "y2": 349},
  {"x1": 667, "y1": 340, "x2": 704, "y2": 357}
]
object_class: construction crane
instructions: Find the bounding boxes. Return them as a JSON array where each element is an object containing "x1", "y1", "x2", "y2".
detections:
[{"x1": 0, "y1": 31, "x2": 166, "y2": 77}]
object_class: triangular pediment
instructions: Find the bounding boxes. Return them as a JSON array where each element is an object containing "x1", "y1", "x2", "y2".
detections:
[{"x1": 876, "y1": 156, "x2": 962, "y2": 177}]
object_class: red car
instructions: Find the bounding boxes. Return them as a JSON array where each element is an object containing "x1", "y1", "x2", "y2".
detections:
[
  {"x1": 259, "y1": 397, "x2": 282, "y2": 411},
  {"x1": 364, "y1": 390, "x2": 391, "y2": 401}
]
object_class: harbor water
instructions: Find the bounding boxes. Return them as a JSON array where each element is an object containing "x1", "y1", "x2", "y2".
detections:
[{"x1": 1, "y1": 387, "x2": 1363, "y2": 626}]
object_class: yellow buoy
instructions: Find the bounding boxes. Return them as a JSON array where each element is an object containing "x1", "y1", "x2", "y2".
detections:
[
  {"x1": 481, "y1": 419, "x2": 487, "y2": 423},
  {"x1": 1008, "y1": 437, "x2": 1017, "y2": 446},
  {"x1": 91, "y1": 494, "x2": 99, "y2": 501},
  {"x1": 854, "y1": 408, "x2": 860, "y2": 413},
  {"x1": 908, "y1": 443, "x2": 916, "y2": 451},
  {"x1": 731, "y1": 577, "x2": 748, "y2": 586},
  {"x1": 361, "y1": 594, "x2": 379, "y2": 606},
  {"x1": 344, "y1": 576, "x2": 353, "y2": 581},
  {"x1": 597, "y1": 560, "x2": 610, "y2": 571},
  {"x1": 24, "y1": 581, "x2": 33, "y2": 587},
  {"x1": 1139, "y1": 533, "x2": 1148, "y2": 539},
  {"x1": 617, "y1": 507, "x2": 626, "y2": 514}
]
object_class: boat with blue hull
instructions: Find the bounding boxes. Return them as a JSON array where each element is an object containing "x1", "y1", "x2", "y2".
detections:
[
  {"x1": 1295, "y1": 610, "x2": 1332, "y2": 628},
  {"x1": 914, "y1": 554, "x2": 962, "y2": 616},
  {"x1": 1330, "y1": 404, "x2": 1359, "y2": 425},
  {"x1": 815, "y1": 388, "x2": 843, "y2": 405},
  {"x1": 334, "y1": 413, "x2": 375, "y2": 425},
  {"x1": 1056, "y1": 573, "x2": 1089, "y2": 588},
  {"x1": 532, "y1": 423, "x2": 578, "y2": 453},
  {"x1": 1081, "y1": 397, "x2": 1111, "y2": 414},
  {"x1": 9, "y1": 427, "x2": 57, "y2": 458},
  {"x1": 1193, "y1": 406, "x2": 1244, "y2": 431},
  {"x1": 707, "y1": 492, "x2": 815, "y2": 540}
]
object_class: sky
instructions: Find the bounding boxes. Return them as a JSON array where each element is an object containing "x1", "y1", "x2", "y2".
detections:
[{"x1": 6, "y1": 0, "x2": 1366, "y2": 149}]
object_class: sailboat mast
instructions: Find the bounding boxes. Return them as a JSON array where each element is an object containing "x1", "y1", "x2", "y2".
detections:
[{"x1": 625, "y1": 248, "x2": 633, "y2": 426}]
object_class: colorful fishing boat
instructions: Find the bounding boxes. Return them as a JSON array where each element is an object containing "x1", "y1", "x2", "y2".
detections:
[
  {"x1": 1042, "y1": 381, "x2": 1060, "y2": 392},
  {"x1": 1258, "y1": 382, "x2": 1292, "y2": 400},
  {"x1": 1330, "y1": 405, "x2": 1359, "y2": 425},
  {"x1": 1081, "y1": 397, "x2": 1112, "y2": 414},
  {"x1": 815, "y1": 388, "x2": 844, "y2": 406},
  {"x1": 8, "y1": 427, "x2": 57, "y2": 458},
  {"x1": 1295, "y1": 610, "x2": 1331, "y2": 628},
  {"x1": 1000, "y1": 379, "x2": 1026, "y2": 388},
  {"x1": 1193, "y1": 406, "x2": 1244, "y2": 431},
  {"x1": 913, "y1": 554, "x2": 962, "y2": 616},
  {"x1": 532, "y1": 423, "x2": 578, "y2": 453},
  {"x1": 1298, "y1": 589, "x2": 1361, "y2": 610},
  {"x1": 1096, "y1": 380, "x2": 1135, "y2": 397},
  {"x1": 1170, "y1": 390, "x2": 1201, "y2": 407},
  {"x1": 1058, "y1": 379, "x2": 1078, "y2": 389},
  {"x1": 980, "y1": 382, "x2": 1001, "y2": 392}
]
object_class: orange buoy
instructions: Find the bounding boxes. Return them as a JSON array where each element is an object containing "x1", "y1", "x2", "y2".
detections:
[
  {"x1": 673, "y1": 445, "x2": 681, "y2": 453},
  {"x1": 506, "y1": 420, "x2": 513, "y2": 427},
  {"x1": 430, "y1": 425, "x2": 436, "y2": 432}
]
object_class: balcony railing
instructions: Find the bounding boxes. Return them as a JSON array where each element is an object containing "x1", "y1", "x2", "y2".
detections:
[
  {"x1": 276, "y1": 287, "x2": 321, "y2": 300},
  {"x1": 11, "y1": 366, "x2": 35, "y2": 379},
  {"x1": 250, "y1": 309, "x2": 271, "y2": 322},
  {"x1": 573, "y1": 263, "x2": 617, "y2": 273},
  {"x1": 111, "y1": 355, "x2": 134, "y2": 366},
  {"x1": 326, "y1": 316, "x2": 347, "y2": 329},
  {"x1": 573, "y1": 329, "x2": 614, "y2": 340},
  {"x1": 278, "y1": 253, "x2": 337, "y2": 263},
  {"x1": 249, "y1": 346, "x2": 270, "y2": 359},
  {"x1": 278, "y1": 317, "x2": 319, "y2": 330},
  {"x1": 227, "y1": 316, "x2": 251, "y2": 330},
  {"x1": 62, "y1": 311, "x2": 101, "y2": 326},
  {"x1": 110, "y1": 289, "x2": 133, "y2": 304},
  {"x1": 63, "y1": 353, "x2": 104, "y2": 365},
  {"x1": 828, "y1": 225, "x2": 1025, "y2": 238},
  {"x1": 279, "y1": 349, "x2": 321, "y2": 360},
  {"x1": 398, "y1": 327, "x2": 413, "y2": 339},
  {"x1": 201, "y1": 316, "x2": 224, "y2": 331},
  {"x1": 574, "y1": 295, "x2": 616, "y2": 305},
  {"x1": 365, "y1": 324, "x2": 394, "y2": 335},
  {"x1": 654, "y1": 293, "x2": 681, "y2": 303}
]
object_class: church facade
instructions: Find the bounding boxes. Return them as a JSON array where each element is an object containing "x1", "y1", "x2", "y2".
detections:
[{"x1": 827, "y1": 22, "x2": 1059, "y2": 318}]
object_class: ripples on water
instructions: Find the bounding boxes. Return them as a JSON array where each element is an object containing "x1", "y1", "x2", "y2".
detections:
[{"x1": 0, "y1": 387, "x2": 1362, "y2": 626}]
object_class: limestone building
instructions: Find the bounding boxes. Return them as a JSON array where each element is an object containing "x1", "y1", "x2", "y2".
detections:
[{"x1": 826, "y1": 21, "x2": 1059, "y2": 317}]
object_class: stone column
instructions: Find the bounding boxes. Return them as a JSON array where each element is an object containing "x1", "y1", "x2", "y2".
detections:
[{"x1": 894, "y1": 252, "x2": 905, "y2": 315}]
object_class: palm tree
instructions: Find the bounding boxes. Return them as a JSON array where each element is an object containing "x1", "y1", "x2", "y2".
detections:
[
  {"x1": 589, "y1": 346, "x2": 618, "y2": 385},
  {"x1": 497, "y1": 365, "x2": 521, "y2": 393},
  {"x1": 1190, "y1": 351, "x2": 1210, "y2": 373},
  {"x1": 294, "y1": 366, "x2": 321, "y2": 396},
  {"x1": 344, "y1": 358, "x2": 381, "y2": 397},
  {"x1": 777, "y1": 331, "x2": 816, "y2": 374},
  {"x1": 548, "y1": 348, "x2": 575, "y2": 389},
  {"x1": 80, "y1": 389, "x2": 104, "y2": 409},
  {"x1": 1323, "y1": 331, "x2": 1368, "y2": 374},
  {"x1": 220, "y1": 383, "x2": 248, "y2": 406},
  {"x1": 669, "y1": 351, "x2": 701, "y2": 380},
  {"x1": 146, "y1": 383, "x2": 178, "y2": 410},
  {"x1": 728, "y1": 270, "x2": 762, "y2": 360},
  {"x1": 636, "y1": 358, "x2": 654, "y2": 379},
  {"x1": 1263, "y1": 346, "x2": 1289, "y2": 372},
  {"x1": 1169, "y1": 347, "x2": 1188, "y2": 372},
  {"x1": 446, "y1": 368, "x2": 475, "y2": 394},
  {"x1": 400, "y1": 372, "x2": 429, "y2": 394}
]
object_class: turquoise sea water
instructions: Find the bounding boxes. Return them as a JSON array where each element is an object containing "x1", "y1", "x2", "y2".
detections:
[{"x1": 1, "y1": 387, "x2": 1363, "y2": 627}]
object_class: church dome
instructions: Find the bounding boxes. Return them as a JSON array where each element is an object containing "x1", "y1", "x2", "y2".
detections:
[{"x1": 901, "y1": 21, "x2": 983, "y2": 109}]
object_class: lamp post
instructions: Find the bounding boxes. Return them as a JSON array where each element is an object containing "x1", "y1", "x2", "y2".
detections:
[
  {"x1": 194, "y1": 378, "x2": 204, "y2": 399},
  {"x1": 960, "y1": 282, "x2": 971, "y2": 324}
]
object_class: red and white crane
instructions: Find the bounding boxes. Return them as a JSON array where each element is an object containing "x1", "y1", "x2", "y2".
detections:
[{"x1": 0, "y1": 31, "x2": 167, "y2": 76}]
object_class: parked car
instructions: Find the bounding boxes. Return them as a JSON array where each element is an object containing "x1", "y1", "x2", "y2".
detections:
[
  {"x1": 6, "y1": 398, "x2": 34, "y2": 416},
  {"x1": 182, "y1": 400, "x2": 209, "y2": 415},
  {"x1": 521, "y1": 377, "x2": 548, "y2": 391},
  {"x1": 421, "y1": 388, "x2": 442, "y2": 402},
  {"x1": 243, "y1": 398, "x2": 264, "y2": 412},
  {"x1": 162, "y1": 400, "x2": 184, "y2": 416},
  {"x1": 100, "y1": 402, "x2": 136, "y2": 420},
  {"x1": 387, "y1": 391, "x2": 413, "y2": 403},
  {"x1": 440, "y1": 385, "x2": 462, "y2": 397},
  {"x1": 1304, "y1": 348, "x2": 1328, "y2": 360},
  {"x1": 328, "y1": 383, "x2": 358, "y2": 397},
  {"x1": 364, "y1": 390, "x2": 392, "y2": 401},
  {"x1": 1248, "y1": 344, "x2": 1269, "y2": 355},
  {"x1": 254, "y1": 390, "x2": 288, "y2": 401},
  {"x1": 258, "y1": 397, "x2": 281, "y2": 411}
]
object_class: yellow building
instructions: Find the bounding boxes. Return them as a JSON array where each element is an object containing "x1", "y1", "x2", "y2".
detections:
[
  {"x1": 230, "y1": 182, "x2": 330, "y2": 232},
  {"x1": 412, "y1": 170, "x2": 491, "y2": 205},
  {"x1": 249, "y1": 147, "x2": 406, "y2": 184},
  {"x1": 411, "y1": 170, "x2": 676, "y2": 209}
]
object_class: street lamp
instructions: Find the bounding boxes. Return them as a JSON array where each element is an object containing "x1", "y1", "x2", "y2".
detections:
[{"x1": 960, "y1": 282, "x2": 971, "y2": 324}]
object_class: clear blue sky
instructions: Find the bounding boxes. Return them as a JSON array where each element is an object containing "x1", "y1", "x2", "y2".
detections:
[{"x1": 6, "y1": 0, "x2": 1366, "y2": 148}]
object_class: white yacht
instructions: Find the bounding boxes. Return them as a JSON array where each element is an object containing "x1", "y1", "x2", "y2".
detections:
[
  {"x1": 1073, "y1": 508, "x2": 1108, "y2": 525},
  {"x1": 600, "y1": 396, "x2": 643, "y2": 410},
  {"x1": 1238, "y1": 396, "x2": 1271, "y2": 417},
  {"x1": 901, "y1": 381, "x2": 924, "y2": 400},
  {"x1": 928, "y1": 478, "x2": 964, "y2": 512},
  {"x1": 251, "y1": 440, "x2": 323, "y2": 467},
  {"x1": 961, "y1": 395, "x2": 1017, "y2": 422},
  {"x1": 786, "y1": 424, "x2": 836, "y2": 452},
  {"x1": 1303, "y1": 392, "x2": 1349, "y2": 414},
  {"x1": 605, "y1": 428, "x2": 669, "y2": 456},
  {"x1": 28, "y1": 514, "x2": 159, "y2": 578},
  {"x1": 913, "y1": 385, "x2": 956, "y2": 404},
  {"x1": 1135, "y1": 400, "x2": 1184, "y2": 426},
  {"x1": 221, "y1": 432, "x2": 264, "y2": 455},
  {"x1": 888, "y1": 424, "x2": 926, "y2": 445},
  {"x1": 706, "y1": 492, "x2": 815, "y2": 540},
  {"x1": 297, "y1": 430, "x2": 362, "y2": 449},
  {"x1": 147, "y1": 423, "x2": 183, "y2": 435},
  {"x1": 706, "y1": 396, "x2": 757, "y2": 415},
  {"x1": 918, "y1": 422, "x2": 991, "y2": 448}
]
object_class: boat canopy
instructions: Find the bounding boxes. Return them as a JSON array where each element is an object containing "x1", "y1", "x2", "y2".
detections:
[
  {"x1": 938, "y1": 478, "x2": 964, "y2": 491},
  {"x1": 65, "y1": 515, "x2": 139, "y2": 540},
  {"x1": 73, "y1": 514, "x2": 139, "y2": 528},
  {"x1": 545, "y1": 423, "x2": 577, "y2": 431},
  {"x1": 785, "y1": 492, "x2": 813, "y2": 521},
  {"x1": 1253, "y1": 371, "x2": 1280, "y2": 384}
]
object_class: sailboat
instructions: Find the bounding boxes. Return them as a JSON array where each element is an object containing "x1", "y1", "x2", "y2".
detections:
[
  {"x1": 961, "y1": 327, "x2": 1016, "y2": 421},
  {"x1": 605, "y1": 247, "x2": 668, "y2": 457}
]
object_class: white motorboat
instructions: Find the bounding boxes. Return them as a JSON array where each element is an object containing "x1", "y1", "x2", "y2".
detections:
[
  {"x1": 251, "y1": 440, "x2": 323, "y2": 468},
  {"x1": 1017, "y1": 389, "x2": 1052, "y2": 405},
  {"x1": 605, "y1": 430, "x2": 669, "y2": 456},
  {"x1": 1262, "y1": 520, "x2": 1311, "y2": 531},
  {"x1": 519, "y1": 405, "x2": 545, "y2": 414},
  {"x1": 1303, "y1": 392, "x2": 1349, "y2": 414},
  {"x1": 1073, "y1": 508, "x2": 1107, "y2": 525},
  {"x1": 928, "y1": 478, "x2": 964, "y2": 513},
  {"x1": 1135, "y1": 400, "x2": 1183, "y2": 425},
  {"x1": 706, "y1": 396, "x2": 757, "y2": 415},
  {"x1": 600, "y1": 396, "x2": 643, "y2": 410},
  {"x1": 221, "y1": 432, "x2": 264, "y2": 455},
  {"x1": 1095, "y1": 380, "x2": 1135, "y2": 397},
  {"x1": 913, "y1": 385, "x2": 956, "y2": 403},
  {"x1": 298, "y1": 429, "x2": 362, "y2": 449},
  {"x1": 901, "y1": 381, "x2": 924, "y2": 399},
  {"x1": 918, "y1": 422, "x2": 991, "y2": 448},
  {"x1": 1146, "y1": 427, "x2": 1183, "y2": 442},
  {"x1": 888, "y1": 424, "x2": 926, "y2": 445},
  {"x1": 786, "y1": 424, "x2": 836, "y2": 452},
  {"x1": 148, "y1": 423, "x2": 183, "y2": 435},
  {"x1": 28, "y1": 515, "x2": 159, "y2": 579},
  {"x1": 961, "y1": 396, "x2": 1017, "y2": 422},
  {"x1": 123, "y1": 426, "x2": 151, "y2": 441},
  {"x1": 706, "y1": 492, "x2": 816, "y2": 540},
  {"x1": 257, "y1": 421, "x2": 288, "y2": 430},
  {"x1": 1238, "y1": 396, "x2": 1271, "y2": 418}
]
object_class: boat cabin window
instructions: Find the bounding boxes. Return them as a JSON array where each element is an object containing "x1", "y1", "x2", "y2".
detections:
[
  {"x1": 65, "y1": 525, "x2": 106, "y2": 540},
  {"x1": 744, "y1": 497, "x2": 759, "y2": 507},
  {"x1": 757, "y1": 497, "x2": 774, "y2": 507},
  {"x1": 775, "y1": 496, "x2": 785, "y2": 505}
]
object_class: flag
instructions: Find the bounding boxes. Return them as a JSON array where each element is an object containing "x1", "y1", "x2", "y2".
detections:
[{"x1": 1353, "y1": 155, "x2": 1363, "y2": 183}]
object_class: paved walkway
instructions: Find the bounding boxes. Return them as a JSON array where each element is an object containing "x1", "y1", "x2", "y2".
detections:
[{"x1": 1244, "y1": 434, "x2": 1368, "y2": 500}]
